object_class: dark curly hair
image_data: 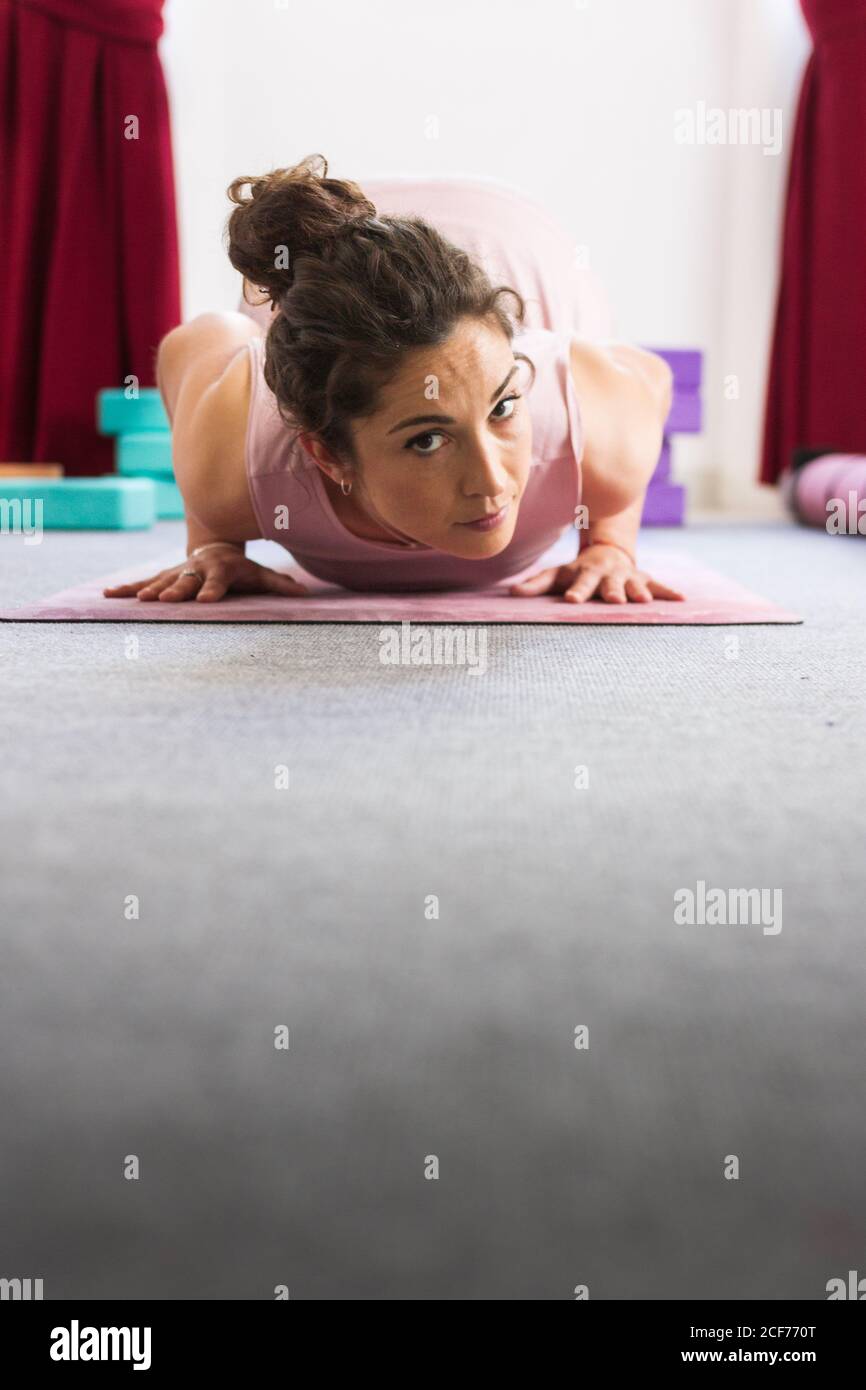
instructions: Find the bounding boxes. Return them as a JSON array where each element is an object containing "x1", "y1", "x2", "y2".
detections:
[{"x1": 225, "y1": 154, "x2": 533, "y2": 463}]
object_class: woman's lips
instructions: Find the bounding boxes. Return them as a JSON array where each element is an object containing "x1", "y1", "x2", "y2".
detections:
[{"x1": 456, "y1": 501, "x2": 511, "y2": 532}]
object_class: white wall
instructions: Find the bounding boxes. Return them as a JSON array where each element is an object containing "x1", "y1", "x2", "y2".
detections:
[
  {"x1": 717, "y1": 0, "x2": 811, "y2": 511},
  {"x1": 160, "y1": 0, "x2": 811, "y2": 513}
]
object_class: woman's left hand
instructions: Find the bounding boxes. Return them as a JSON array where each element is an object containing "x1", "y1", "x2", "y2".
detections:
[{"x1": 509, "y1": 543, "x2": 685, "y2": 604}]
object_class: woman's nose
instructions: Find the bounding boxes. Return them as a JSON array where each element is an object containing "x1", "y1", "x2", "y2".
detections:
[{"x1": 462, "y1": 441, "x2": 510, "y2": 497}]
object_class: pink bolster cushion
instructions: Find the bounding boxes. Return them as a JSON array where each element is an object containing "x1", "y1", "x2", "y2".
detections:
[{"x1": 791, "y1": 454, "x2": 866, "y2": 533}]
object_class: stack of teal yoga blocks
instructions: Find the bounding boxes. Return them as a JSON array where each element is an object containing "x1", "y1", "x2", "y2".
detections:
[
  {"x1": 98, "y1": 388, "x2": 183, "y2": 520},
  {"x1": 3, "y1": 389, "x2": 182, "y2": 532},
  {"x1": 0, "y1": 476, "x2": 157, "y2": 530}
]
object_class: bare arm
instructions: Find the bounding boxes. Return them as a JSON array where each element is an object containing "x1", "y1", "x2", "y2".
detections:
[
  {"x1": 156, "y1": 312, "x2": 264, "y2": 552},
  {"x1": 571, "y1": 339, "x2": 673, "y2": 552},
  {"x1": 105, "y1": 313, "x2": 310, "y2": 602},
  {"x1": 510, "y1": 341, "x2": 682, "y2": 603}
]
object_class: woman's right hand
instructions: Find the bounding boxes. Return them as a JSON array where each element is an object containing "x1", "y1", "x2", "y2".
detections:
[{"x1": 103, "y1": 543, "x2": 309, "y2": 602}]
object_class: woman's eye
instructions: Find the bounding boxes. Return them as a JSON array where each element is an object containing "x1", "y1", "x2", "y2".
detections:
[
  {"x1": 407, "y1": 431, "x2": 446, "y2": 455},
  {"x1": 404, "y1": 396, "x2": 521, "y2": 453},
  {"x1": 492, "y1": 393, "x2": 521, "y2": 421}
]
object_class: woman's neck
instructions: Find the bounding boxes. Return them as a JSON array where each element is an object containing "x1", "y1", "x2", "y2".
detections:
[{"x1": 323, "y1": 472, "x2": 419, "y2": 547}]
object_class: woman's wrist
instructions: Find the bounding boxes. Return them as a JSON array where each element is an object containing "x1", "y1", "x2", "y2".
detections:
[
  {"x1": 579, "y1": 535, "x2": 636, "y2": 566},
  {"x1": 186, "y1": 539, "x2": 246, "y2": 560}
]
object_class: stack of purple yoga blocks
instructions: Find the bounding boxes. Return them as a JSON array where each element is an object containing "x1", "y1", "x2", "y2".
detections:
[{"x1": 640, "y1": 348, "x2": 702, "y2": 525}]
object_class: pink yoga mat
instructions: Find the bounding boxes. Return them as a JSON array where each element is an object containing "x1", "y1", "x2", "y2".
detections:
[{"x1": 0, "y1": 549, "x2": 801, "y2": 625}]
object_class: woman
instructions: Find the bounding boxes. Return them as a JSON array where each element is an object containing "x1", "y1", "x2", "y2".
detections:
[{"x1": 106, "y1": 155, "x2": 684, "y2": 605}]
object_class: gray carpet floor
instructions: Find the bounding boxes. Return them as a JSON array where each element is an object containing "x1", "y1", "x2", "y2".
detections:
[{"x1": 1, "y1": 519, "x2": 864, "y2": 1301}]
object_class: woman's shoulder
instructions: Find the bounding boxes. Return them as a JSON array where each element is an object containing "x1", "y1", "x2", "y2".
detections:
[
  {"x1": 563, "y1": 339, "x2": 674, "y2": 476},
  {"x1": 201, "y1": 339, "x2": 254, "y2": 441}
]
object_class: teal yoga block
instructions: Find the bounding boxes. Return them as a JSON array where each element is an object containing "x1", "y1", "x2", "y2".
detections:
[
  {"x1": 0, "y1": 477, "x2": 156, "y2": 529},
  {"x1": 151, "y1": 478, "x2": 185, "y2": 520},
  {"x1": 98, "y1": 389, "x2": 169, "y2": 434},
  {"x1": 114, "y1": 428, "x2": 182, "y2": 515},
  {"x1": 117, "y1": 432, "x2": 173, "y2": 478}
]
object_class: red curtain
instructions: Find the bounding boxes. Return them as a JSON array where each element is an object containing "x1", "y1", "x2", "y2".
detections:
[
  {"x1": 0, "y1": 0, "x2": 180, "y2": 475},
  {"x1": 760, "y1": 0, "x2": 866, "y2": 484}
]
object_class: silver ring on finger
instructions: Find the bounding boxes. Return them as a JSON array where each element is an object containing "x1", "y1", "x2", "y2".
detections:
[{"x1": 180, "y1": 569, "x2": 202, "y2": 582}]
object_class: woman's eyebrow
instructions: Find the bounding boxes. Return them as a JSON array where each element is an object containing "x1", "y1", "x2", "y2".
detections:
[
  {"x1": 489, "y1": 363, "x2": 519, "y2": 401},
  {"x1": 386, "y1": 363, "x2": 518, "y2": 434}
]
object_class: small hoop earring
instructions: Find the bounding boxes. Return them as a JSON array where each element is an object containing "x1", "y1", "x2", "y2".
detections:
[{"x1": 340, "y1": 477, "x2": 353, "y2": 496}]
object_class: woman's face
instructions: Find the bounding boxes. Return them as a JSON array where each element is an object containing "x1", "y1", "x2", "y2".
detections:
[{"x1": 344, "y1": 316, "x2": 533, "y2": 556}]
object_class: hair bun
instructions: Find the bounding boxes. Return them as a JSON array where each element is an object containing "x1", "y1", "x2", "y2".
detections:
[{"x1": 226, "y1": 154, "x2": 376, "y2": 304}]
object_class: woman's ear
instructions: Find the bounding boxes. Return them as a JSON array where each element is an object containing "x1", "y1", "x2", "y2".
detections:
[{"x1": 298, "y1": 431, "x2": 340, "y2": 480}]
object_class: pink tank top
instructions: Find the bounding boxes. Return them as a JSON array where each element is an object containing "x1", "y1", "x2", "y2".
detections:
[{"x1": 244, "y1": 327, "x2": 584, "y2": 592}]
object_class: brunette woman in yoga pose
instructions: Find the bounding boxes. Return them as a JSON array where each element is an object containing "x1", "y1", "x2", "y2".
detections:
[{"x1": 106, "y1": 155, "x2": 683, "y2": 605}]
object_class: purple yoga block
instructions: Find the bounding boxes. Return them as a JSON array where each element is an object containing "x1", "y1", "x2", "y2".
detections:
[
  {"x1": 647, "y1": 348, "x2": 702, "y2": 389},
  {"x1": 666, "y1": 389, "x2": 702, "y2": 434},
  {"x1": 652, "y1": 439, "x2": 671, "y2": 482},
  {"x1": 641, "y1": 482, "x2": 685, "y2": 526}
]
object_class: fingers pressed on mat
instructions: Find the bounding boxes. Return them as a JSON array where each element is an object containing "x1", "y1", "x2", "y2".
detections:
[
  {"x1": 261, "y1": 570, "x2": 309, "y2": 596},
  {"x1": 103, "y1": 581, "x2": 150, "y2": 597},
  {"x1": 156, "y1": 574, "x2": 205, "y2": 602},
  {"x1": 600, "y1": 576, "x2": 627, "y2": 603},
  {"x1": 194, "y1": 580, "x2": 230, "y2": 602},
  {"x1": 564, "y1": 569, "x2": 601, "y2": 602},
  {"x1": 625, "y1": 576, "x2": 653, "y2": 602},
  {"x1": 509, "y1": 565, "x2": 568, "y2": 596},
  {"x1": 648, "y1": 580, "x2": 686, "y2": 601},
  {"x1": 137, "y1": 577, "x2": 182, "y2": 601},
  {"x1": 150, "y1": 572, "x2": 200, "y2": 600}
]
